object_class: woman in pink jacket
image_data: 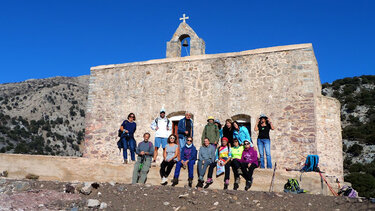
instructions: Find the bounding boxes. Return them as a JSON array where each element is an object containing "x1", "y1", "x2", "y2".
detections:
[{"x1": 239, "y1": 140, "x2": 258, "y2": 191}]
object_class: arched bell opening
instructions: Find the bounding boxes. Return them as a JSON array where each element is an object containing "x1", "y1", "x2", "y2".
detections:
[
  {"x1": 179, "y1": 34, "x2": 191, "y2": 57},
  {"x1": 231, "y1": 114, "x2": 252, "y2": 136}
]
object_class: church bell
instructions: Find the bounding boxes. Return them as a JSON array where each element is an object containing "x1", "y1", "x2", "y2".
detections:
[{"x1": 182, "y1": 39, "x2": 189, "y2": 47}]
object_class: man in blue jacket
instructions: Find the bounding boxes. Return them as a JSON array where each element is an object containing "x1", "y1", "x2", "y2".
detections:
[
  {"x1": 177, "y1": 112, "x2": 194, "y2": 149},
  {"x1": 171, "y1": 137, "x2": 197, "y2": 188}
]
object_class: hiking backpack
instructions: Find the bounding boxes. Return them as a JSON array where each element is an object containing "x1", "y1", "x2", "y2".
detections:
[
  {"x1": 284, "y1": 179, "x2": 301, "y2": 192},
  {"x1": 338, "y1": 185, "x2": 358, "y2": 198},
  {"x1": 301, "y1": 155, "x2": 320, "y2": 172}
]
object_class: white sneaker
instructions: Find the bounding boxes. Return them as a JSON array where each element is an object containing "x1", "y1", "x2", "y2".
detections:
[{"x1": 161, "y1": 177, "x2": 167, "y2": 184}]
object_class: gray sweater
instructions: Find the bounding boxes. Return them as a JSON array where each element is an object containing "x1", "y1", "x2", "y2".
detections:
[
  {"x1": 198, "y1": 145, "x2": 216, "y2": 163},
  {"x1": 136, "y1": 141, "x2": 154, "y2": 157}
]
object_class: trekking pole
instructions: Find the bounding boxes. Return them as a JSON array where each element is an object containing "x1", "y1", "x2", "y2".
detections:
[{"x1": 269, "y1": 162, "x2": 277, "y2": 192}]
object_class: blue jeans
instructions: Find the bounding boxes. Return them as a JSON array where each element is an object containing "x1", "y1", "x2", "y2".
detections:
[
  {"x1": 197, "y1": 160, "x2": 213, "y2": 180},
  {"x1": 178, "y1": 136, "x2": 186, "y2": 149},
  {"x1": 154, "y1": 137, "x2": 168, "y2": 148},
  {"x1": 122, "y1": 137, "x2": 136, "y2": 161},
  {"x1": 257, "y1": 139, "x2": 272, "y2": 169},
  {"x1": 174, "y1": 160, "x2": 195, "y2": 179}
]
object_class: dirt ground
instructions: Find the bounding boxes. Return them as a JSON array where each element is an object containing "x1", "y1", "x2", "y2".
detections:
[{"x1": 0, "y1": 178, "x2": 374, "y2": 211}]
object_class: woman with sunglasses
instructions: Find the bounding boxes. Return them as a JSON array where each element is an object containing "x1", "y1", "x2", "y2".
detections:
[
  {"x1": 159, "y1": 134, "x2": 179, "y2": 185},
  {"x1": 171, "y1": 137, "x2": 197, "y2": 188},
  {"x1": 239, "y1": 140, "x2": 258, "y2": 191},
  {"x1": 119, "y1": 113, "x2": 137, "y2": 164}
]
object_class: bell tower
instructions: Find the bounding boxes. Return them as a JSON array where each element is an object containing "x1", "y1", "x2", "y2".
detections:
[{"x1": 166, "y1": 14, "x2": 205, "y2": 58}]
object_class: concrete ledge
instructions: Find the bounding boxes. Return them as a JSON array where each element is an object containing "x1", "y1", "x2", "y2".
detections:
[
  {"x1": 0, "y1": 153, "x2": 336, "y2": 195},
  {"x1": 91, "y1": 43, "x2": 313, "y2": 71}
]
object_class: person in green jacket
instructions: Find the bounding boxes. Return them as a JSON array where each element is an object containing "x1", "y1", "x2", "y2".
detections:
[{"x1": 201, "y1": 116, "x2": 220, "y2": 147}]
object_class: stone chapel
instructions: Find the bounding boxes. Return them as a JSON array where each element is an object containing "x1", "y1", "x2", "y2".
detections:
[{"x1": 83, "y1": 15, "x2": 343, "y2": 179}]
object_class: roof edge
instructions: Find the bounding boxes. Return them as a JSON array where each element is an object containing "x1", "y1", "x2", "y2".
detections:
[{"x1": 91, "y1": 43, "x2": 313, "y2": 71}]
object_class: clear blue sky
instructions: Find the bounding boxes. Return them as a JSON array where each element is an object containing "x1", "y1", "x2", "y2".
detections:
[{"x1": 0, "y1": 0, "x2": 374, "y2": 84}]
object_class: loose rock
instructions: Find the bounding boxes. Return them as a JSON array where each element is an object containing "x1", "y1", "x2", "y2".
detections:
[
  {"x1": 179, "y1": 193, "x2": 189, "y2": 198},
  {"x1": 163, "y1": 202, "x2": 170, "y2": 206},
  {"x1": 87, "y1": 199, "x2": 100, "y2": 208},
  {"x1": 100, "y1": 202, "x2": 108, "y2": 209}
]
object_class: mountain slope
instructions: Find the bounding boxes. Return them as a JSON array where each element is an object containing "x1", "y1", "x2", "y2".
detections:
[
  {"x1": 322, "y1": 75, "x2": 375, "y2": 198},
  {"x1": 0, "y1": 76, "x2": 89, "y2": 156}
]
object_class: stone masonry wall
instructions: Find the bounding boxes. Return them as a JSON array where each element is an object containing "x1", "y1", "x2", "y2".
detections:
[
  {"x1": 83, "y1": 44, "x2": 343, "y2": 179},
  {"x1": 316, "y1": 96, "x2": 343, "y2": 180}
]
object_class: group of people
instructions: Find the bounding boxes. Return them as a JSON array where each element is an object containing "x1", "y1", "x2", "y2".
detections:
[{"x1": 119, "y1": 109, "x2": 275, "y2": 190}]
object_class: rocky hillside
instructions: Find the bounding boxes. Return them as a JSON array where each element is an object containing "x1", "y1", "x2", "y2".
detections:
[
  {"x1": 322, "y1": 75, "x2": 375, "y2": 198},
  {"x1": 0, "y1": 76, "x2": 89, "y2": 156}
]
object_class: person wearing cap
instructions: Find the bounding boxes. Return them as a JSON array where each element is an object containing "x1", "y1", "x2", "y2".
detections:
[
  {"x1": 254, "y1": 114, "x2": 275, "y2": 169},
  {"x1": 150, "y1": 108, "x2": 172, "y2": 162},
  {"x1": 230, "y1": 138, "x2": 244, "y2": 190},
  {"x1": 177, "y1": 112, "x2": 194, "y2": 149},
  {"x1": 204, "y1": 137, "x2": 232, "y2": 190},
  {"x1": 214, "y1": 119, "x2": 223, "y2": 139},
  {"x1": 239, "y1": 140, "x2": 258, "y2": 191},
  {"x1": 201, "y1": 116, "x2": 220, "y2": 147},
  {"x1": 171, "y1": 136, "x2": 197, "y2": 188},
  {"x1": 233, "y1": 121, "x2": 252, "y2": 146}
]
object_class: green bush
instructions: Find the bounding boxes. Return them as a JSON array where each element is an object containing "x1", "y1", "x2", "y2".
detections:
[
  {"x1": 345, "y1": 172, "x2": 375, "y2": 198},
  {"x1": 347, "y1": 144, "x2": 363, "y2": 156}
]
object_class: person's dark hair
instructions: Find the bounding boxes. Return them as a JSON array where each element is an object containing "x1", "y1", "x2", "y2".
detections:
[
  {"x1": 233, "y1": 121, "x2": 240, "y2": 130},
  {"x1": 167, "y1": 134, "x2": 177, "y2": 144},
  {"x1": 186, "y1": 136, "x2": 193, "y2": 142},
  {"x1": 258, "y1": 117, "x2": 269, "y2": 127},
  {"x1": 233, "y1": 138, "x2": 239, "y2": 142},
  {"x1": 215, "y1": 122, "x2": 222, "y2": 129},
  {"x1": 128, "y1": 113, "x2": 136, "y2": 121},
  {"x1": 143, "y1": 132, "x2": 150, "y2": 137}
]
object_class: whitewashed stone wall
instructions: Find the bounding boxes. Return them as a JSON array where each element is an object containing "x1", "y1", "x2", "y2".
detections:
[{"x1": 83, "y1": 44, "x2": 343, "y2": 179}]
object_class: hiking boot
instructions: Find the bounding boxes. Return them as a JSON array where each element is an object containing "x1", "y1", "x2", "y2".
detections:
[
  {"x1": 245, "y1": 180, "x2": 252, "y2": 191},
  {"x1": 171, "y1": 178, "x2": 178, "y2": 187},
  {"x1": 123, "y1": 160, "x2": 128, "y2": 164},
  {"x1": 204, "y1": 178, "x2": 213, "y2": 189},
  {"x1": 196, "y1": 179, "x2": 204, "y2": 188},
  {"x1": 223, "y1": 179, "x2": 229, "y2": 190},
  {"x1": 188, "y1": 178, "x2": 193, "y2": 188},
  {"x1": 233, "y1": 183, "x2": 239, "y2": 190}
]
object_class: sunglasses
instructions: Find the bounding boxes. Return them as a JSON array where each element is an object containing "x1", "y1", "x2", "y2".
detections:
[
  {"x1": 129, "y1": 116, "x2": 135, "y2": 118},
  {"x1": 187, "y1": 139, "x2": 192, "y2": 142},
  {"x1": 170, "y1": 137, "x2": 176, "y2": 139},
  {"x1": 244, "y1": 142, "x2": 251, "y2": 145}
]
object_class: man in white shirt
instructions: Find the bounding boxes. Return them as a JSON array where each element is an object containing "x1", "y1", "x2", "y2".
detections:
[{"x1": 151, "y1": 108, "x2": 172, "y2": 162}]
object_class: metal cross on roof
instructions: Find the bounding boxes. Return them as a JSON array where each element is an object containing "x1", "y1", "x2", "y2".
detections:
[{"x1": 180, "y1": 14, "x2": 189, "y2": 23}]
